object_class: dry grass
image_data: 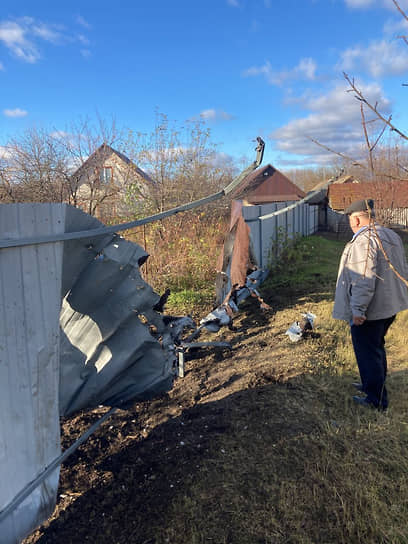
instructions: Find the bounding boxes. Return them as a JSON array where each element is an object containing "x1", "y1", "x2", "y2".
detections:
[{"x1": 123, "y1": 210, "x2": 228, "y2": 294}]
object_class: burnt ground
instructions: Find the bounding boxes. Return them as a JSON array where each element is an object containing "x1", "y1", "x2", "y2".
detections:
[{"x1": 23, "y1": 288, "x2": 337, "y2": 544}]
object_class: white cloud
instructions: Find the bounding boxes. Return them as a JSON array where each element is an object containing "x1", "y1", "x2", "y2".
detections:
[
  {"x1": 0, "y1": 17, "x2": 91, "y2": 63},
  {"x1": 30, "y1": 21, "x2": 62, "y2": 43},
  {"x1": 345, "y1": 0, "x2": 408, "y2": 9},
  {"x1": 76, "y1": 15, "x2": 91, "y2": 29},
  {"x1": 339, "y1": 38, "x2": 408, "y2": 78},
  {"x1": 78, "y1": 34, "x2": 90, "y2": 46},
  {"x1": 3, "y1": 108, "x2": 28, "y2": 117},
  {"x1": 383, "y1": 16, "x2": 408, "y2": 36},
  {"x1": 345, "y1": 0, "x2": 375, "y2": 7},
  {"x1": 50, "y1": 130, "x2": 69, "y2": 139},
  {"x1": 0, "y1": 20, "x2": 39, "y2": 62},
  {"x1": 0, "y1": 61, "x2": 4, "y2": 70},
  {"x1": 297, "y1": 58, "x2": 317, "y2": 79},
  {"x1": 200, "y1": 108, "x2": 235, "y2": 121},
  {"x1": 271, "y1": 82, "x2": 391, "y2": 165},
  {"x1": 227, "y1": 0, "x2": 240, "y2": 6},
  {"x1": 243, "y1": 57, "x2": 317, "y2": 86},
  {"x1": 0, "y1": 145, "x2": 12, "y2": 160},
  {"x1": 81, "y1": 49, "x2": 92, "y2": 59}
]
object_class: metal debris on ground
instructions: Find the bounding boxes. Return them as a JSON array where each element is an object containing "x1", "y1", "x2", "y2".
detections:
[{"x1": 285, "y1": 312, "x2": 317, "y2": 342}]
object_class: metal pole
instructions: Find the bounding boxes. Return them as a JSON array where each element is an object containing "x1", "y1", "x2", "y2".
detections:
[
  {"x1": 0, "y1": 407, "x2": 117, "y2": 523},
  {"x1": 0, "y1": 139, "x2": 265, "y2": 250}
]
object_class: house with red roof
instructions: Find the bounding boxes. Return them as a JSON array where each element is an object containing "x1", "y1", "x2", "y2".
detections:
[
  {"x1": 326, "y1": 180, "x2": 408, "y2": 228},
  {"x1": 230, "y1": 164, "x2": 306, "y2": 204}
]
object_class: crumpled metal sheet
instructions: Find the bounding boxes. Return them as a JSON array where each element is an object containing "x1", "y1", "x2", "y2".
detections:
[
  {"x1": 0, "y1": 203, "x2": 180, "y2": 543},
  {"x1": 59, "y1": 232, "x2": 176, "y2": 416},
  {"x1": 215, "y1": 200, "x2": 267, "y2": 308}
]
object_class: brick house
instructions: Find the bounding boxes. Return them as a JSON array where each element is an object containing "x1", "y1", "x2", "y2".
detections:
[
  {"x1": 71, "y1": 143, "x2": 154, "y2": 220},
  {"x1": 327, "y1": 180, "x2": 408, "y2": 228}
]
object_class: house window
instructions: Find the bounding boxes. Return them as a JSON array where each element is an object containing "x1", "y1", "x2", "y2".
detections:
[{"x1": 99, "y1": 166, "x2": 113, "y2": 184}]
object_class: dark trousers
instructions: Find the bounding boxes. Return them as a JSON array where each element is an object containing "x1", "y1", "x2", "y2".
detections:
[{"x1": 350, "y1": 315, "x2": 395, "y2": 409}]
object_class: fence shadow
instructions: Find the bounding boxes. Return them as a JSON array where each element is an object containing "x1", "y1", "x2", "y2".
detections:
[{"x1": 28, "y1": 362, "x2": 407, "y2": 544}]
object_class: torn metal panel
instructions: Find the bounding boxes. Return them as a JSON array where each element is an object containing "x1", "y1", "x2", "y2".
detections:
[
  {"x1": 60, "y1": 205, "x2": 115, "y2": 297},
  {"x1": 59, "y1": 233, "x2": 176, "y2": 416},
  {"x1": 216, "y1": 200, "x2": 254, "y2": 305},
  {"x1": 216, "y1": 200, "x2": 267, "y2": 307},
  {"x1": 0, "y1": 203, "x2": 180, "y2": 542}
]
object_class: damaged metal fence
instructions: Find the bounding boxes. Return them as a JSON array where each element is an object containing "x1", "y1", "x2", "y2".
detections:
[
  {"x1": 0, "y1": 138, "x2": 265, "y2": 544},
  {"x1": 243, "y1": 201, "x2": 318, "y2": 268},
  {"x1": 243, "y1": 171, "x2": 346, "y2": 268}
]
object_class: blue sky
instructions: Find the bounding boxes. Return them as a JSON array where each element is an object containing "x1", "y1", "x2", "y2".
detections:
[{"x1": 1, "y1": 0, "x2": 408, "y2": 168}]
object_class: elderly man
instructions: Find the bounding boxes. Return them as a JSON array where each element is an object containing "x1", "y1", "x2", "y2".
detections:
[{"x1": 333, "y1": 199, "x2": 408, "y2": 409}]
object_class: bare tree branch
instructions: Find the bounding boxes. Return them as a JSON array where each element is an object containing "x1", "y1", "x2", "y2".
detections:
[
  {"x1": 372, "y1": 222, "x2": 408, "y2": 287},
  {"x1": 307, "y1": 136, "x2": 363, "y2": 166},
  {"x1": 380, "y1": 172, "x2": 408, "y2": 181},
  {"x1": 397, "y1": 162, "x2": 408, "y2": 174},
  {"x1": 392, "y1": 0, "x2": 408, "y2": 23},
  {"x1": 360, "y1": 103, "x2": 374, "y2": 174},
  {"x1": 371, "y1": 121, "x2": 387, "y2": 152},
  {"x1": 397, "y1": 35, "x2": 408, "y2": 46},
  {"x1": 344, "y1": 72, "x2": 408, "y2": 141}
]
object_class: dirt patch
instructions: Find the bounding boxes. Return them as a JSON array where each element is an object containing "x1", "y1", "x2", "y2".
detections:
[{"x1": 23, "y1": 294, "x2": 329, "y2": 544}]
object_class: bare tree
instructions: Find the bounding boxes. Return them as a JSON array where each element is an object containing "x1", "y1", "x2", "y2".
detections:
[
  {"x1": 343, "y1": 72, "x2": 408, "y2": 143},
  {"x1": 58, "y1": 116, "x2": 127, "y2": 216},
  {"x1": 124, "y1": 112, "x2": 236, "y2": 215},
  {"x1": 0, "y1": 127, "x2": 70, "y2": 203}
]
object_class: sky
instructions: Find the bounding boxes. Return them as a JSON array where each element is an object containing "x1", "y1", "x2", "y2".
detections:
[{"x1": 1, "y1": 0, "x2": 408, "y2": 169}]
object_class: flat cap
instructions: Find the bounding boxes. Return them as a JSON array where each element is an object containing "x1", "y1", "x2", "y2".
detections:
[{"x1": 344, "y1": 198, "x2": 374, "y2": 215}]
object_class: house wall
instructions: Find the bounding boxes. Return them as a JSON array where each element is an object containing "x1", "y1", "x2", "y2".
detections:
[{"x1": 76, "y1": 150, "x2": 147, "y2": 220}]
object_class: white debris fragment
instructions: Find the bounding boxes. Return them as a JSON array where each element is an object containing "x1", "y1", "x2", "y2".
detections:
[
  {"x1": 285, "y1": 322, "x2": 302, "y2": 342},
  {"x1": 285, "y1": 312, "x2": 316, "y2": 342}
]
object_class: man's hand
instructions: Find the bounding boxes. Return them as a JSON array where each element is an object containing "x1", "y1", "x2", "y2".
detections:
[{"x1": 352, "y1": 315, "x2": 366, "y2": 326}]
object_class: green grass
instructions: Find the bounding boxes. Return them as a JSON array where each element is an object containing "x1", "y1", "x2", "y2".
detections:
[
  {"x1": 264, "y1": 233, "x2": 346, "y2": 294},
  {"x1": 166, "y1": 286, "x2": 215, "y2": 318}
]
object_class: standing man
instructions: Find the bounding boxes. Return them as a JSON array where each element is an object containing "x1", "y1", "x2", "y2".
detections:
[{"x1": 333, "y1": 199, "x2": 408, "y2": 410}]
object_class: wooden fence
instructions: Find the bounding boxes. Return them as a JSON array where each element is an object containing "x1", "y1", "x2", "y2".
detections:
[{"x1": 243, "y1": 201, "x2": 319, "y2": 269}]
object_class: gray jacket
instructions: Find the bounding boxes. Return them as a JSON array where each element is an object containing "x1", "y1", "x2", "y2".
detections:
[{"x1": 333, "y1": 224, "x2": 408, "y2": 321}]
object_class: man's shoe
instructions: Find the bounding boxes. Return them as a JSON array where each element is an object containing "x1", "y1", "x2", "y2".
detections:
[
  {"x1": 352, "y1": 382, "x2": 364, "y2": 391},
  {"x1": 352, "y1": 395, "x2": 385, "y2": 410}
]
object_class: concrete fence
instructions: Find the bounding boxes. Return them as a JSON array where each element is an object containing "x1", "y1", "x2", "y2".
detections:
[
  {"x1": 326, "y1": 207, "x2": 408, "y2": 235},
  {"x1": 384, "y1": 208, "x2": 408, "y2": 228},
  {"x1": 242, "y1": 201, "x2": 319, "y2": 269}
]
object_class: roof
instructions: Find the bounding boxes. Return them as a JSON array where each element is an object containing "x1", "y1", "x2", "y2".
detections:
[
  {"x1": 333, "y1": 174, "x2": 358, "y2": 185},
  {"x1": 328, "y1": 181, "x2": 408, "y2": 210},
  {"x1": 307, "y1": 175, "x2": 357, "y2": 194},
  {"x1": 231, "y1": 164, "x2": 305, "y2": 204},
  {"x1": 306, "y1": 175, "x2": 359, "y2": 205},
  {"x1": 72, "y1": 143, "x2": 154, "y2": 183}
]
